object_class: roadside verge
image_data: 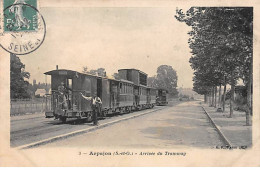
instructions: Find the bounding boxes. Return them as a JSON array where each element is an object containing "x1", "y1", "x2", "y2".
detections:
[{"x1": 202, "y1": 104, "x2": 252, "y2": 148}]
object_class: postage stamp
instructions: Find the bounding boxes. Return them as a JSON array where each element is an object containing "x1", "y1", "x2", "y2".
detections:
[
  {"x1": 3, "y1": 0, "x2": 38, "y2": 32},
  {"x1": 0, "y1": 0, "x2": 46, "y2": 55}
]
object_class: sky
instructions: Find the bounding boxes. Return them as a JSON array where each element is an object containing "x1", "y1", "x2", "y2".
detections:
[{"x1": 18, "y1": 7, "x2": 193, "y2": 88}]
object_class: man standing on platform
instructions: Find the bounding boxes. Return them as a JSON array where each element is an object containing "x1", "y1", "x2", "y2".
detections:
[{"x1": 80, "y1": 92, "x2": 102, "y2": 125}]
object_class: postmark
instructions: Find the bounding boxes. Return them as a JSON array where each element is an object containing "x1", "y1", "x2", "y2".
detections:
[{"x1": 0, "y1": 0, "x2": 46, "y2": 55}]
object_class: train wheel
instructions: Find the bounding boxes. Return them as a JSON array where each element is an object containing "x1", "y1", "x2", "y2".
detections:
[
  {"x1": 60, "y1": 117, "x2": 67, "y2": 123},
  {"x1": 87, "y1": 112, "x2": 93, "y2": 122},
  {"x1": 103, "y1": 110, "x2": 107, "y2": 117}
]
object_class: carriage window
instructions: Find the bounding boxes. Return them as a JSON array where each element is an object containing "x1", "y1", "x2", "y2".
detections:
[
  {"x1": 162, "y1": 90, "x2": 166, "y2": 95},
  {"x1": 120, "y1": 83, "x2": 122, "y2": 93},
  {"x1": 68, "y1": 79, "x2": 72, "y2": 89}
]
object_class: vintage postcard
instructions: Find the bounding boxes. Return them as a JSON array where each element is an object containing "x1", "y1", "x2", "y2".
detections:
[{"x1": 0, "y1": 0, "x2": 259, "y2": 167}]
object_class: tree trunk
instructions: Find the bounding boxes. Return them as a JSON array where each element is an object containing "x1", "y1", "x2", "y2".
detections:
[
  {"x1": 214, "y1": 86, "x2": 217, "y2": 108},
  {"x1": 223, "y1": 77, "x2": 227, "y2": 112},
  {"x1": 212, "y1": 86, "x2": 215, "y2": 107},
  {"x1": 246, "y1": 59, "x2": 253, "y2": 125},
  {"x1": 209, "y1": 93, "x2": 211, "y2": 106},
  {"x1": 204, "y1": 94, "x2": 207, "y2": 103},
  {"x1": 229, "y1": 71, "x2": 235, "y2": 118},
  {"x1": 211, "y1": 87, "x2": 214, "y2": 107},
  {"x1": 246, "y1": 82, "x2": 251, "y2": 125},
  {"x1": 218, "y1": 84, "x2": 222, "y2": 108}
]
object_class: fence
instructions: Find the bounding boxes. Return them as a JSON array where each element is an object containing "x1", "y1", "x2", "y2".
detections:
[{"x1": 10, "y1": 98, "x2": 50, "y2": 116}]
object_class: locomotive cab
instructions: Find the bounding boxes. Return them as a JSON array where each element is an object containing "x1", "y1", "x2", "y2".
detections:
[
  {"x1": 45, "y1": 70, "x2": 75, "y2": 120},
  {"x1": 44, "y1": 69, "x2": 99, "y2": 122}
]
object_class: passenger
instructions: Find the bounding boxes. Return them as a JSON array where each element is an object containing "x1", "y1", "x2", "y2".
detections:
[
  {"x1": 58, "y1": 82, "x2": 68, "y2": 109},
  {"x1": 58, "y1": 82, "x2": 72, "y2": 94},
  {"x1": 58, "y1": 82, "x2": 72, "y2": 109},
  {"x1": 58, "y1": 82, "x2": 66, "y2": 94},
  {"x1": 80, "y1": 92, "x2": 102, "y2": 126}
]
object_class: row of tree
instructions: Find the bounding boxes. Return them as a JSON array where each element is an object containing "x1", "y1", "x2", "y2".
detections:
[
  {"x1": 175, "y1": 7, "x2": 253, "y2": 125},
  {"x1": 27, "y1": 81, "x2": 51, "y2": 97}
]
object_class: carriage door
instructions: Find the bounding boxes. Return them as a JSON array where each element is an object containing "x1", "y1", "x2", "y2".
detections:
[
  {"x1": 97, "y1": 78, "x2": 102, "y2": 98},
  {"x1": 67, "y1": 78, "x2": 72, "y2": 109},
  {"x1": 134, "y1": 86, "x2": 139, "y2": 106},
  {"x1": 111, "y1": 83, "x2": 117, "y2": 108},
  {"x1": 147, "y1": 88, "x2": 151, "y2": 104}
]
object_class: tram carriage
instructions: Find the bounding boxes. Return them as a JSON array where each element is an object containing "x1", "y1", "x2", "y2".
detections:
[
  {"x1": 44, "y1": 68, "x2": 166, "y2": 123},
  {"x1": 147, "y1": 87, "x2": 157, "y2": 108},
  {"x1": 118, "y1": 79, "x2": 135, "y2": 112},
  {"x1": 156, "y1": 88, "x2": 168, "y2": 106}
]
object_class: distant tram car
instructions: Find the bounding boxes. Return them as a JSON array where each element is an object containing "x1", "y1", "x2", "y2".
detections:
[
  {"x1": 44, "y1": 68, "x2": 157, "y2": 123},
  {"x1": 156, "y1": 89, "x2": 168, "y2": 106}
]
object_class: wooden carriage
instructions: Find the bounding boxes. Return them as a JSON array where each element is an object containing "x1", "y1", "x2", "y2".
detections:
[
  {"x1": 156, "y1": 89, "x2": 168, "y2": 106},
  {"x1": 44, "y1": 69, "x2": 119, "y2": 122}
]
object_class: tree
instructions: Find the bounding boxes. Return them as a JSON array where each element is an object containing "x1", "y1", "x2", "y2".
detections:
[
  {"x1": 82, "y1": 66, "x2": 88, "y2": 74},
  {"x1": 82, "y1": 66, "x2": 107, "y2": 77},
  {"x1": 147, "y1": 76, "x2": 157, "y2": 87},
  {"x1": 96, "y1": 68, "x2": 106, "y2": 77},
  {"x1": 112, "y1": 73, "x2": 120, "y2": 80},
  {"x1": 176, "y1": 7, "x2": 252, "y2": 122},
  {"x1": 148, "y1": 65, "x2": 178, "y2": 97},
  {"x1": 10, "y1": 54, "x2": 31, "y2": 99}
]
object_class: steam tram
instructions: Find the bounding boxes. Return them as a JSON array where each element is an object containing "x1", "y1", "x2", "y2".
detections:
[{"x1": 45, "y1": 68, "x2": 159, "y2": 122}]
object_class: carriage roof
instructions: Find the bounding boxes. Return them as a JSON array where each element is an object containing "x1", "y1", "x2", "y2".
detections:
[
  {"x1": 118, "y1": 68, "x2": 148, "y2": 76},
  {"x1": 119, "y1": 79, "x2": 134, "y2": 84},
  {"x1": 157, "y1": 88, "x2": 169, "y2": 93},
  {"x1": 44, "y1": 69, "x2": 119, "y2": 82}
]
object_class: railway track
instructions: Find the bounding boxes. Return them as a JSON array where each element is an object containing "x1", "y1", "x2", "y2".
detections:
[{"x1": 12, "y1": 106, "x2": 167, "y2": 149}]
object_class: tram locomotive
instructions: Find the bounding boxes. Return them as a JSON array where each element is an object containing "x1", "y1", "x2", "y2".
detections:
[{"x1": 44, "y1": 68, "x2": 159, "y2": 122}]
